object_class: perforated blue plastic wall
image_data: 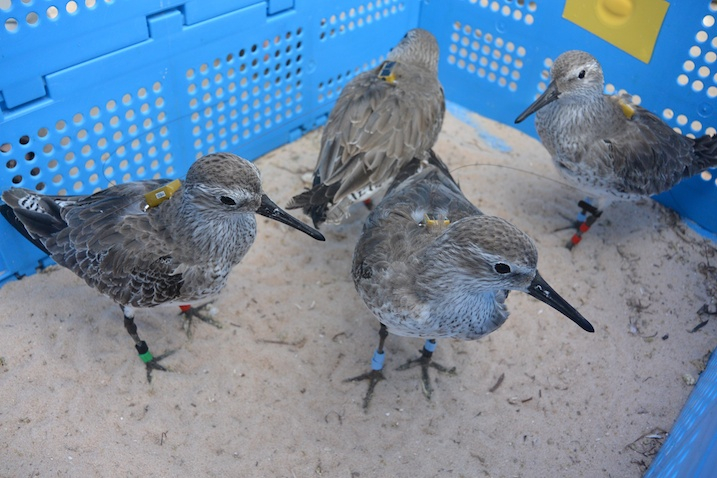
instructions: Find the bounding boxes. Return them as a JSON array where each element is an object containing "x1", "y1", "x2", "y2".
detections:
[
  {"x1": 1, "y1": 1, "x2": 716, "y2": 474},
  {"x1": 2, "y1": 0, "x2": 715, "y2": 281},
  {"x1": 420, "y1": 0, "x2": 717, "y2": 239},
  {"x1": 0, "y1": 0, "x2": 420, "y2": 284},
  {"x1": 644, "y1": 349, "x2": 717, "y2": 478}
]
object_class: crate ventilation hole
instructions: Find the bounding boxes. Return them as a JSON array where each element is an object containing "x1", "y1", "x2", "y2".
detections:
[
  {"x1": 318, "y1": 0, "x2": 406, "y2": 40},
  {"x1": 448, "y1": 20, "x2": 526, "y2": 92},
  {"x1": 3, "y1": 0, "x2": 113, "y2": 33},
  {"x1": 466, "y1": 0, "x2": 537, "y2": 26},
  {"x1": 186, "y1": 28, "x2": 304, "y2": 159},
  {"x1": 2, "y1": 81, "x2": 171, "y2": 195}
]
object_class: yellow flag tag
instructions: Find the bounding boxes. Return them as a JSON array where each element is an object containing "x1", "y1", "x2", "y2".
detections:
[
  {"x1": 378, "y1": 61, "x2": 397, "y2": 84},
  {"x1": 421, "y1": 213, "x2": 450, "y2": 230},
  {"x1": 144, "y1": 179, "x2": 182, "y2": 208},
  {"x1": 618, "y1": 98, "x2": 635, "y2": 120}
]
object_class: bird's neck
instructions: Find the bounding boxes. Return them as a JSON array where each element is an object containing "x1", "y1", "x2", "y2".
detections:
[
  {"x1": 160, "y1": 197, "x2": 257, "y2": 266},
  {"x1": 536, "y1": 93, "x2": 619, "y2": 156},
  {"x1": 435, "y1": 284, "x2": 509, "y2": 339},
  {"x1": 539, "y1": 93, "x2": 618, "y2": 132},
  {"x1": 414, "y1": 267, "x2": 509, "y2": 339}
]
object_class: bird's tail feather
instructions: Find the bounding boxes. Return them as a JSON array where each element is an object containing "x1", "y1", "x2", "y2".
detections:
[
  {"x1": 385, "y1": 149, "x2": 457, "y2": 196},
  {"x1": 286, "y1": 181, "x2": 341, "y2": 228},
  {"x1": 425, "y1": 149, "x2": 458, "y2": 186},
  {"x1": 693, "y1": 134, "x2": 717, "y2": 172},
  {"x1": 0, "y1": 203, "x2": 51, "y2": 255}
]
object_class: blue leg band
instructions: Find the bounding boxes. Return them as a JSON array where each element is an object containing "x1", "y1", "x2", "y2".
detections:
[
  {"x1": 371, "y1": 350, "x2": 385, "y2": 371},
  {"x1": 424, "y1": 340, "x2": 437, "y2": 353}
]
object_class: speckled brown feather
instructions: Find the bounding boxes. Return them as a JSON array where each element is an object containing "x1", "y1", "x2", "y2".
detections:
[
  {"x1": 287, "y1": 28, "x2": 445, "y2": 227},
  {"x1": 1, "y1": 153, "x2": 311, "y2": 309},
  {"x1": 353, "y1": 151, "x2": 549, "y2": 340},
  {"x1": 521, "y1": 50, "x2": 717, "y2": 203}
]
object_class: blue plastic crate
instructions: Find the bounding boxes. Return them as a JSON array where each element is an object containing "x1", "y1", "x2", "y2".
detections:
[
  {"x1": 1, "y1": 1, "x2": 716, "y2": 475},
  {"x1": 2, "y1": 0, "x2": 715, "y2": 282},
  {"x1": 645, "y1": 349, "x2": 717, "y2": 478},
  {"x1": 420, "y1": 0, "x2": 717, "y2": 240},
  {"x1": 0, "y1": 0, "x2": 421, "y2": 283}
]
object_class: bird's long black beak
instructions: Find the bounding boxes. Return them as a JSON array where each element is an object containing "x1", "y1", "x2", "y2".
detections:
[
  {"x1": 257, "y1": 194, "x2": 325, "y2": 241},
  {"x1": 527, "y1": 271, "x2": 594, "y2": 332},
  {"x1": 515, "y1": 80, "x2": 560, "y2": 124}
]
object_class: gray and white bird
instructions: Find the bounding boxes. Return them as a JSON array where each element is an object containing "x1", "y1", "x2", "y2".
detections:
[
  {"x1": 1, "y1": 152, "x2": 324, "y2": 381},
  {"x1": 515, "y1": 50, "x2": 717, "y2": 248},
  {"x1": 347, "y1": 150, "x2": 593, "y2": 409},
  {"x1": 287, "y1": 28, "x2": 445, "y2": 227}
]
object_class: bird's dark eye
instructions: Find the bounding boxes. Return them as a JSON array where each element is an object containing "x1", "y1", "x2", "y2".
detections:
[
  {"x1": 578, "y1": 70, "x2": 586, "y2": 79},
  {"x1": 220, "y1": 196, "x2": 236, "y2": 205},
  {"x1": 494, "y1": 263, "x2": 511, "y2": 274}
]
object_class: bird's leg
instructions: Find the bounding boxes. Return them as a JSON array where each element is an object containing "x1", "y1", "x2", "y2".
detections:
[
  {"x1": 179, "y1": 303, "x2": 222, "y2": 338},
  {"x1": 567, "y1": 199, "x2": 603, "y2": 249},
  {"x1": 121, "y1": 305, "x2": 174, "y2": 383},
  {"x1": 344, "y1": 323, "x2": 389, "y2": 410},
  {"x1": 396, "y1": 339, "x2": 456, "y2": 399}
]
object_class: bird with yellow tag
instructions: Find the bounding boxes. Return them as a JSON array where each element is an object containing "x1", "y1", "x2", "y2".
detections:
[
  {"x1": 1, "y1": 153, "x2": 325, "y2": 381},
  {"x1": 287, "y1": 28, "x2": 445, "y2": 228},
  {"x1": 346, "y1": 150, "x2": 593, "y2": 409},
  {"x1": 515, "y1": 50, "x2": 717, "y2": 248}
]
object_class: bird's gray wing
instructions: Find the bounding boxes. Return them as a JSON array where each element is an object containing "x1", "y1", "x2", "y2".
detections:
[
  {"x1": 24, "y1": 180, "x2": 186, "y2": 306},
  {"x1": 383, "y1": 152, "x2": 480, "y2": 221},
  {"x1": 317, "y1": 62, "x2": 445, "y2": 201},
  {"x1": 355, "y1": 152, "x2": 479, "y2": 268},
  {"x1": 593, "y1": 99, "x2": 705, "y2": 195},
  {"x1": 353, "y1": 152, "x2": 480, "y2": 312}
]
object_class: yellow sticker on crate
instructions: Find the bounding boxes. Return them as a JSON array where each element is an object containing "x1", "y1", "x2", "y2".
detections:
[{"x1": 562, "y1": 0, "x2": 669, "y2": 63}]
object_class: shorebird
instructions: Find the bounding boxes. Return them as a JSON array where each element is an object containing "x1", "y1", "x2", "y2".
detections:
[
  {"x1": 515, "y1": 50, "x2": 717, "y2": 248},
  {"x1": 1, "y1": 152, "x2": 325, "y2": 381},
  {"x1": 287, "y1": 28, "x2": 445, "y2": 227},
  {"x1": 346, "y1": 150, "x2": 594, "y2": 409}
]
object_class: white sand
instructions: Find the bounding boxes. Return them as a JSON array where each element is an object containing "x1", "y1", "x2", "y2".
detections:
[{"x1": 1, "y1": 109, "x2": 715, "y2": 477}]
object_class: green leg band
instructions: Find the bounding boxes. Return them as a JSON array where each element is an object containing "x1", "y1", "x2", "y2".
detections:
[{"x1": 135, "y1": 340, "x2": 153, "y2": 363}]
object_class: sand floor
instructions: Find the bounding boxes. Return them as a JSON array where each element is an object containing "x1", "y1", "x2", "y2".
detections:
[{"x1": 1, "y1": 107, "x2": 716, "y2": 477}]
